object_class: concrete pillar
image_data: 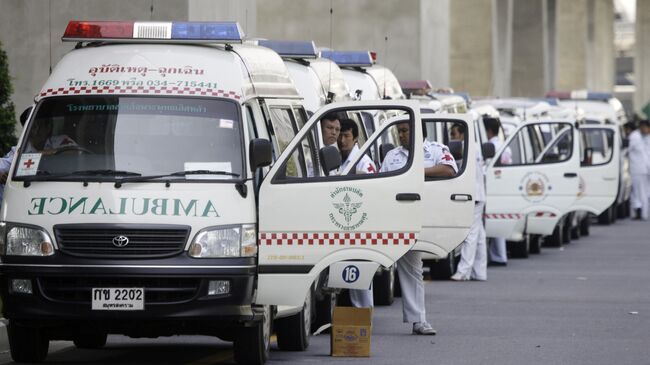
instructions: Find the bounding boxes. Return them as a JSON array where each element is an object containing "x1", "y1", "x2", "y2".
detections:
[
  {"x1": 256, "y1": 0, "x2": 421, "y2": 80},
  {"x1": 492, "y1": 0, "x2": 513, "y2": 97},
  {"x1": 586, "y1": 0, "x2": 614, "y2": 91},
  {"x1": 420, "y1": 0, "x2": 450, "y2": 88},
  {"x1": 449, "y1": 0, "x2": 493, "y2": 96},
  {"x1": 555, "y1": 0, "x2": 588, "y2": 91},
  {"x1": 511, "y1": 0, "x2": 548, "y2": 96},
  {"x1": 636, "y1": 0, "x2": 650, "y2": 117}
]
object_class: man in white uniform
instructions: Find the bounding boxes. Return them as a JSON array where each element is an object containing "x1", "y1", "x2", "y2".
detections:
[
  {"x1": 321, "y1": 114, "x2": 341, "y2": 148},
  {"x1": 380, "y1": 121, "x2": 457, "y2": 335},
  {"x1": 641, "y1": 120, "x2": 650, "y2": 212},
  {"x1": 0, "y1": 146, "x2": 16, "y2": 203},
  {"x1": 629, "y1": 120, "x2": 650, "y2": 220},
  {"x1": 24, "y1": 119, "x2": 78, "y2": 154},
  {"x1": 449, "y1": 124, "x2": 487, "y2": 281},
  {"x1": 338, "y1": 119, "x2": 377, "y2": 307},
  {"x1": 484, "y1": 118, "x2": 509, "y2": 266}
]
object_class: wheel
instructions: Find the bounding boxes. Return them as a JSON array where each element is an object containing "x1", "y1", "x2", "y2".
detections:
[
  {"x1": 508, "y1": 238, "x2": 529, "y2": 258},
  {"x1": 561, "y1": 220, "x2": 571, "y2": 244},
  {"x1": 394, "y1": 272, "x2": 402, "y2": 297},
  {"x1": 570, "y1": 225, "x2": 580, "y2": 240},
  {"x1": 427, "y1": 252, "x2": 457, "y2": 280},
  {"x1": 234, "y1": 305, "x2": 271, "y2": 365},
  {"x1": 73, "y1": 333, "x2": 107, "y2": 349},
  {"x1": 543, "y1": 225, "x2": 562, "y2": 247},
  {"x1": 529, "y1": 235, "x2": 541, "y2": 254},
  {"x1": 8, "y1": 323, "x2": 49, "y2": 363},
  {"x1": 311, "y1": 291, "x2": 335, "y2": 333},
  {"x1": 617, "y1": 202, "x2": 627, "y2": 219},
  {"x1": 276, "y1": 289, "x2": 311, "y2": 351},
  {"x1": 609, "y1": 205, "x2": 618, "y2": 223},
  {"x1": 372, "y1": 265, "x2": 395, "y2": 306},
  {"x1": 597, "y1": 205, "x2": 613, "y2": 225},
  {"x1": 580, "y1": 216, "x2": 590, "y2": 236}
]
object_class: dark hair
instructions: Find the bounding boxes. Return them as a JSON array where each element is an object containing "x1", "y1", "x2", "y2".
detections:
[
  {"x1": 483, "y1": 117, "x2": 501, "y2": 135},
  {"x1": 624, "y1": 121, "x2": 637, "y2": 131},
  {"x1": 640, "y1": 120, "x2": 650, "y2": 128},
  {"x1": 322, "y1": 113, "x2": 340, "y2": 123},
  {"x1": 451, "y1": 123, "x2": 466, "y2": 136},
  {"x1": 340, "y1": 119, "x2": 359, "y2": 139}
]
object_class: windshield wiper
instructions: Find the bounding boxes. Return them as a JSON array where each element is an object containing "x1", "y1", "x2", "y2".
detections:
[
  {"x1": 114, "y1": 170, "x2": 240, "y2": 188},
  {"x1": 22, "y1": 169, "x2": 142, "y2": 187}
]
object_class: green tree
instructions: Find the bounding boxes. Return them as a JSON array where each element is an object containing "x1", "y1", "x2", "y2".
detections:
[{"x1": 0, "y1": 41, "x2": 17, "y2": 155}]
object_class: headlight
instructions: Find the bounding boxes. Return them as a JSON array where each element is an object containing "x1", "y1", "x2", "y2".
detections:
[
  {"x1": 5, "y1": 226, "x2": 54, "y2": 256},
  {"x1": 189, "y1": 225, "x2": 257, "y2": 258}
]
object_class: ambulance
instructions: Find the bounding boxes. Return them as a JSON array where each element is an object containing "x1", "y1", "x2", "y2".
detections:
[{"x1": 0, "y1": 21, "x2": 477, "y2": 364}]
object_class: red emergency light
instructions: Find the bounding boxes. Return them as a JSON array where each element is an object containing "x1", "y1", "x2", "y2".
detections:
[{"x1": 63, "y1": 21, "x2": 134, "y2": 39}]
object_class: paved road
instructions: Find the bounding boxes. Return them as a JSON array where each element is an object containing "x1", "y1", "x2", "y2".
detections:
[{"x1": 0, "y1": 218, "x2": 649, "y2": 364}]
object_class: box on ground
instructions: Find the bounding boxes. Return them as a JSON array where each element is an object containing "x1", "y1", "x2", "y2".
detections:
[{"x1": 330, "y1": 306, "x2": 372, "y2": 357}]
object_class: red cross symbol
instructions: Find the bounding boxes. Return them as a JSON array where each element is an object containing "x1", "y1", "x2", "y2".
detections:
[
  {"x1": 367, "y1": 165, "x2": 376, "y2": 173},
  {"x1": 442, "y1": 154, "x2": 453, "y2": 161},
  {"x1": 23, "y1": 159, "x2": 35, "y2": 168}
]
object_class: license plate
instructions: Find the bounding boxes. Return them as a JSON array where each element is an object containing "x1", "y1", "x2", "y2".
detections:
[{"x1": 91, "y1": 288, "x2": 144, "y2": 311}]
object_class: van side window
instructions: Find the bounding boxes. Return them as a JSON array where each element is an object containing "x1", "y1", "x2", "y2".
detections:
[
  {"x1": 269, "y1": 107, "x2": 304, "y2": 178},
  {"x1": 496, "y1": 123, "x2": 573, "y2": 167}
]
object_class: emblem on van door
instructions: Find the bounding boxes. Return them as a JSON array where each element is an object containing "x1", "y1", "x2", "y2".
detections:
[
  {"x1": 112, "y1": 236, "x2": 130, "y2": 247},
  {"x1": 520, "y1": 172, "x2": 551, "y2": 203},
  {"x1": 329, "y1": 187, "x2": 367, "y2": 231}
]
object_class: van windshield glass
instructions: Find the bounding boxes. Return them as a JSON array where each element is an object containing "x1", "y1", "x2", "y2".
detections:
[{"x1": 15, "y1": 96, "x2": 243, "y2": 181}]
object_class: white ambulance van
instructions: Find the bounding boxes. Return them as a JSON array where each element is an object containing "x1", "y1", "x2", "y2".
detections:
[{"x1": 0, "y1": 21, "x2": 476, "y2": 364}]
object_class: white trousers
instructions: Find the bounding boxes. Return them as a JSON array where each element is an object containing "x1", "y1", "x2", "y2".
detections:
[
  {"x1": 488, "y1": 237, "x2": 508, "y2": 263},
  {"x1": 396, "y1": 251, "x2": 426, "y2": 323},
  {"x1": 455, "y1": 202, "x2": 487, "y2": 280},
  {"x1": 631, "y1": 174, "x2": 648, "y2": 219},
  {"x1": 349, "y1": 288, "x2": 374, "y2": 308}
]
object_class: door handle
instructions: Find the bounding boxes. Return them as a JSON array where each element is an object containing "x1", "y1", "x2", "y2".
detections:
[
  {"x1": 563, "y1": 173, "x2": 578, "y2": 178},
  {"x1": 450, "y1": 194, "x2": 473, "y2": 202},
  {"x1": 396, "y1": 193, "x2": 421, "y2": 201},
  {"x1": 603, "y1": 177, "x2": 616, "y2": 181}
]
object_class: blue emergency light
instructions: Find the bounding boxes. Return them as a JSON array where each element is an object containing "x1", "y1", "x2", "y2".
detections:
[
  {"x1": 320, "y1": 51, "x2": 373, "y2": 67},
  {"x1": 258, "y1": 40, "x2": 318, "y2": 58},
  {"x1": 62, "y1": 20, "x2": 244, "y2": 43}
]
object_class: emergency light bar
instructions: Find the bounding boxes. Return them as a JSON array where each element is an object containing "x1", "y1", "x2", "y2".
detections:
[
  {"x1": 320, "y1": 51, "x2": 373, "y2": 67},
  {"x1": 258, "y1": 40, "x2": 318, "y2": 59},
  {"x1": 62, "y1": 20, "x2": 244, "y2": 43},
  {"x1": 545, "y1": 90, "x2": 613, "y2": 102}
]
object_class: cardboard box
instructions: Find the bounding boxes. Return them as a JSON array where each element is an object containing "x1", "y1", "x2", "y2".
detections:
[{"x1": 331, "y1": 306, "x2": 372, "y2": 357}]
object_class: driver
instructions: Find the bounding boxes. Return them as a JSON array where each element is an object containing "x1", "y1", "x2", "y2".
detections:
[{"x1": 24, "y1": 119, "x2": 78, "y2": 155}]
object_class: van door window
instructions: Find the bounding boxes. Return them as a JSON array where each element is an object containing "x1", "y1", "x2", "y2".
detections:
[{"x1": 269, "y1": 107, "x2": 304, "y2": 178}]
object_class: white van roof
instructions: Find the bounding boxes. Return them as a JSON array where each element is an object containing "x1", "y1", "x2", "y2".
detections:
[{"x1": 365, "y1": 65, "x2": 405, "y2": 100}]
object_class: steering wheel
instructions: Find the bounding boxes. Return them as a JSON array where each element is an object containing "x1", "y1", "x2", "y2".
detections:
[{"x1": 53, "y1": 145, "x2": 93, "y2": 155}]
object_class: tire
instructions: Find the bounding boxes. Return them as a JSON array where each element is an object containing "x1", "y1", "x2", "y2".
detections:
[
  {"x1": 8, "y1": 323, "x2": 49, "y2": 363},
  {"x1": 394, "y1": 272, "x2": 402, "y2": 298},
  {"x1": 73, "y1": 333, "x2": 107, "y2": 349},
  {"x1": 543, "y1": 225, "x2": 563, "y2": 248},
  {"x1": 561, "y1": 220, "x2": 571, "y2": 244},
  {"x1": 529, "y1": 235, "x2": 541, "y2": 254},
  {"x1": 234, "y1": 305, "x2": 271, "y2": 365},
  {"x1": 311, "y1": 292, "x2": 335, "y2": 333},
  {"x1": 372, "y1": 265, "x2": 395, "y2": 306},
  {"x1": 276, "y1": 290, "x2": 311, "y2": 351},
  {"x1": 580, "y1": 216, "x2": 590, "y2": 236},
  {"x1": 617, "y1": 202, "x2": 627, "y2": 219},
  {"x1": 427, "y1": 252, "x2": 457, "y2": 280},
  {"x1": 508, "y1": 238, "x2": 529, "y2": 258},
  {"x1": 598, "y1": 205, "x2": 613, "y2": 225},
  {"x1": 570, "y1": 224, "x2": 580, "y2": 240},
  {"x1": 609, "y1": 205, "x2": 618, "y2": 224}
]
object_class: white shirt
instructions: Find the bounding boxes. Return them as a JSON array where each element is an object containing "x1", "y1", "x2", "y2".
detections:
[
  {"x1": 25, "y1": 135, "x2": 77, "y2": 153},
  {"x1": 0, "y1": 147, "x2": 16, "y2": 203},
  {"x1": 340, "y1": 144, "x2": 376, "y2": 174},
  {"x1": 473, "y1": 143, "x2": 486, "y2": 202},
  {"x1": 380, "y1": 140, "x2": 458, "y2": 174},
  {"x1": 643, "y1": 133, "x2": 650, "y2": 174},
  {"x1": 629, "y1": 130, "x2": 649, "y2": 175},
  {"x1": 489, "y1": 136, "x2": 512, "y2": 165}
]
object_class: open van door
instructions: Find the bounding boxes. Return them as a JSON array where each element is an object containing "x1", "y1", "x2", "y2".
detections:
[
  {"x1": 411, "y1": 114, "x2": 476, "y2": 257},
  {"x1": 255, "y1": 101, "x2": 424, "y2": 307},
  {"x1": 485, "y1": 121, "x2": 580, "y2": 238},
  {"x1": 572, "y1": 125, "x2": 620, "y2": 215}
]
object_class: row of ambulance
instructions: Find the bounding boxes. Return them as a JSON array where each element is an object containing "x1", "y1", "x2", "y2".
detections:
[{"x1": 0, "y1": 20, "x2": 626, "y2": 365}]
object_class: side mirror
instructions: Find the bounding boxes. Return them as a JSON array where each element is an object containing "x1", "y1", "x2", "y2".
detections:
[
  {"x1": 249, "y1": 139, "x2": 273, "y2": 170},
  {"x1": 20, "y1": 106, "x2": 33, "y2": 126},
  {"x1": 448, "y1": 140, "x2": 463, "y2": 160},
  {"x1": 622, "y1": 138, "x2": 629, "y2": 148},
  {"x1": 481, "y1": 142, "x2": 496, "y2": 159},
  {"x1": 380, "y1": 143, "x2": 395, "y2": 163},
  {"x1": 319, "y1": 145, "x2": 341, "y2": 176}
]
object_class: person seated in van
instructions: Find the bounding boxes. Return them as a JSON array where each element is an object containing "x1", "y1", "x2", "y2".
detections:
[
  {"x1": 24, "y1": 119, "x2": 78, "y2": 155},
  {"x1": 380, "y1": 121, "x2": 457, "y2": 335},
  {"x1": 338, "y1": 118, "x2": 376, "y2": 174},
  {"x1": 321, "y1": 113, "x2": 341, "y2": 148},
  {"x1": 337, "y1": 118, "x2": 377, "y2": 308}
]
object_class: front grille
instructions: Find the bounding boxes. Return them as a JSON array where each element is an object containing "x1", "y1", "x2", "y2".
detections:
[
  {"x1": 54, "y1": 225, "x2": 190, "y2": 259},
  {"x1": 39, "y1": 277, "x2": 201, "y2": 304}
]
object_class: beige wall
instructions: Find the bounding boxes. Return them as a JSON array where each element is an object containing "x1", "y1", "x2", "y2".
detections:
[
  {"x1": 555, "y1": 0, "x2": 588, "y2": 90},
  {"x1": 511, "y1": 0, "x2": 548, "y2": 96},
  {"x1": 420, "y1": 0, "x2": 450, "y2": 88},
  {"x1": 587, "y1": 0, "x2": 614, "y2": 91},
  {"x1": 635, "y1": 0, "x2": 650, "y2": 114}
]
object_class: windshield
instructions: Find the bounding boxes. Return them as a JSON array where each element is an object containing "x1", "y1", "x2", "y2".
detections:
[{"x1": 15, "y1": 96, "x2": 243, "y2": 181}]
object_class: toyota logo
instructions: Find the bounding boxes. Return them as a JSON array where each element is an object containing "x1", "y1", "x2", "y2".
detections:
[{"x1": 112, "y1": 236, "x2": 130, "y2": 247}]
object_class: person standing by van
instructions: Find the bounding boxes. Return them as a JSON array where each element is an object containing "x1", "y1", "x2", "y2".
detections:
[
  {"x1": 449, "y1": 124, "x2": 487, "y2": 281},
  {"x1": 338, "y1": 118, "x2": 377, "y2": 307},
  {"x1": 484, "y1": 117, "x2": 509, "y2": 266},
  {"x1": 0, "y1": 146, "x2": 16, "y2": 204},
  {"x1": 629, "y1": 120, "x2": 650, "y2": 220},
  {"x1": 380, "y1": 121, "x2": 456, "y2": 335}
]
